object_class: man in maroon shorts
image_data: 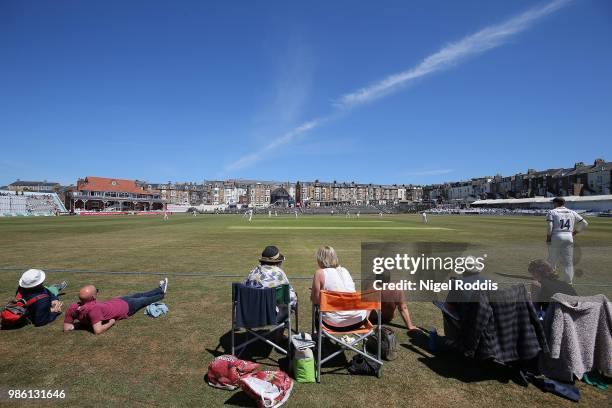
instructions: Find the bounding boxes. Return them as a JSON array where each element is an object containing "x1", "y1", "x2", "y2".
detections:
[{"x1": 63, "y1": 278, "x2": 168, "y2": 335}]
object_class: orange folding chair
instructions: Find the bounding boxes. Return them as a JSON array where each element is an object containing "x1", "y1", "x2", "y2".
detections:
[{"x1": 312, "y1": 290, "x2": 382, "y2": 382}]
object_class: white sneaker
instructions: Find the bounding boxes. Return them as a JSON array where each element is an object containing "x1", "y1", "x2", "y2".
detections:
[{"x1": 159, "y1": 278, "x2": 168, "y2": 294}]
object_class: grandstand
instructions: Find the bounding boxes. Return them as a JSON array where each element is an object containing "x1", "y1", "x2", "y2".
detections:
[
  {"x1": 0, "y1": 190, "x2": 67, "y2": 216},
  {"x1": 471, "y1": 195, "x2": 612, "y2": 212}
]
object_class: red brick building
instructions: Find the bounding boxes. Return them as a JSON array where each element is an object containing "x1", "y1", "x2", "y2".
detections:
[{"x1": 68, "y1": 176, "x2": 165, "y2": 212}]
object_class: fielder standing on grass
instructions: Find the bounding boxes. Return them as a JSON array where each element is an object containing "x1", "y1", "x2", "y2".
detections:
[
  {"x1": 421, "y1": 212, "x2": 428, "y2": 224},
  {"x1": 546, "y1": 197, "x2": 588, "y2": 284}
]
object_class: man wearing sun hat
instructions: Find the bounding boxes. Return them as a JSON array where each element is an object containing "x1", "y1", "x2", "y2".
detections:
[
  {"x1": 244, "y1": 245, "x2": 297, "y2": 307},
  {"x1": 16, "y1": 269, "x2": 68, "y2": 327}
]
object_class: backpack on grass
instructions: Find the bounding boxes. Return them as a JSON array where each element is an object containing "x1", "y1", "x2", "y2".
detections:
[
  {"x1": 348, "y1": 355, "x2": 382, "y2": 378},
  {"x1": 1, "y1": 292, "x2": 49, "y2": 328},
  {"x1": 366, "y1": 326, "x2": 398, "y2": 361}
]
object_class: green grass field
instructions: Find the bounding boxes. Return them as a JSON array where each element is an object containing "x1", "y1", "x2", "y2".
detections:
[{"x1": 0, "y1": 214, "x2": 610, "y2": 407}]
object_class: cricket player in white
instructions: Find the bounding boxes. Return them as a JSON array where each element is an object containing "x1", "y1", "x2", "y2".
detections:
[
  {"x1": 421, "y1": 212, "x2": 428, "y2": 224},
  {"x1": 546, "y1": 197, "x2": 588, "y2": 284},
  {"x1": 249, "y1": 209, "x2": 253, "y2": 222}
]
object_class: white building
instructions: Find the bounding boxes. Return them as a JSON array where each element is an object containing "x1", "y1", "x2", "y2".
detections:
[
  {"x1": 397, "y1": 187, "x2": 406, "y2": 201},
  {"x1": 223, "y1": 185, "x2": 247, "y2": 205},
  {"x1": 448, "y1": 182, "x2": 474, "y2": 201},
  {"x1": 472, "y1": 177, "x2": 493, "y2": 199},
  {"x1": 587, "y1": 166, "x2": 611, "y2": 195},
  {"x1": 472, "y1": 195, "x2": 612, "y2": 211}
]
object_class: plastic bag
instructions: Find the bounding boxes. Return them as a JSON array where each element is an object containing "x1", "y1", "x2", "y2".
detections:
[{"x1": 206, "y1": 354, "x2": 260, "y2": 390}]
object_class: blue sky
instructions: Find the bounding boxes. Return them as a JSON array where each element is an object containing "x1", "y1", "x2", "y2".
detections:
[{"x1": 1, "y1": 0, "x2": 611, "y2": 186}]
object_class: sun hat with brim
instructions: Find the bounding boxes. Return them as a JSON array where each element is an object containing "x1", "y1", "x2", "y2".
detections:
[
  {"x1": 259, "y1": 246, "x2": 285, "y2": 264},
  {"x1": 19, "y1": 269, "x2": 46, "y2": 288}
]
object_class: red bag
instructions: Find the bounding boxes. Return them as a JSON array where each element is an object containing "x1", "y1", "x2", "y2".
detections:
[
  {"x1": 239, "y1": 370, "x2": 294, "y2": 408},
  {"x1": 206, "y1": 355, "x2": 260, "y2": 390},
  {"x1": 1, "y1": 292, "x2": 48, "y2": 327}
]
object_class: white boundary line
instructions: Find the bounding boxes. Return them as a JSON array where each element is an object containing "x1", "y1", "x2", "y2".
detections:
[{"x1": 228, "y1": 226, "x2": 455, "y2": 230}]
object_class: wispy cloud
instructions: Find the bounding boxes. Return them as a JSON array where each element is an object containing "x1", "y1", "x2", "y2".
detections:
[
  {"x1": 403, "y1": 169, "x2": 454, "y2": 177},
  {"x1": 336, "y1": 0, "x2": 572, "y2": 109},
  {"x1": 225, "y1": 117, "x2": 329, "y2": 171},
  {"x1": 252, "y1": 39, "x2": 315, "y2": 133},
  {"x1": 225, "y1": 0, "x2": 572, "y2": 172}
]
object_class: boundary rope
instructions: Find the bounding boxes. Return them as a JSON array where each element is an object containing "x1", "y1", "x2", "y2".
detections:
[{"x1": 1, "y1": 267, "x2": 611, "y2": 286}]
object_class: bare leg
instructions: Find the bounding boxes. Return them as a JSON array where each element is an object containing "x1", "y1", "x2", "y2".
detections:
[{"x1": 398, "y1": 302, "x2": 417, "y2": 331}]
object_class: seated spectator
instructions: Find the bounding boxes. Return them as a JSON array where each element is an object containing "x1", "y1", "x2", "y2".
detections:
[
  {"x1": 310, "y1": 245, "x2": 368, "y2": 332},
  {"x1": 442, "y1": 256, "x2": 495, "y2": 349},
  {"x1": 16, "y1": 269, "x2": 67, "y2": 327},
  {"x1": 528, "y1": 259, "x2": 577, "y2": 313},
  {"x1": 369, "y1": 271, "x2": 417, "y2": 331},
  {"x1": 63, "y1": 279, "x2": 168, "y2": 335},
  {"x1": 245, "y1": 245, "x2": 297, "y2": 308}
]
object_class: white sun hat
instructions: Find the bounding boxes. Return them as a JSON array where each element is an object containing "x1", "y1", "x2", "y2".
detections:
[{"x1": 19, "y1": 269, "x2": 46, "y2": 288}]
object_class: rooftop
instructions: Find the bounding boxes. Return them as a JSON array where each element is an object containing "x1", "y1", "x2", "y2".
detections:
[
  {"x1": 77, "y1": 176, "x2": 155, "y2": 195},
  {"x1": 9, "y1": 180, "x2": 60, "y2": 187}
]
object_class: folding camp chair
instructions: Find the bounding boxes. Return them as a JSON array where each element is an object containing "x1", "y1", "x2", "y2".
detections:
[
  {"x1": 231, "y1": 283, "x2": 298, "y2": 357},
  {"x1": 312, "y1": 290, "x2": 382, "y2": 382}
]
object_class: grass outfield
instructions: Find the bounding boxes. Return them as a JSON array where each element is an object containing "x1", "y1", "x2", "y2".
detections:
[{"x1": 0, "y1": 214, "x2": 610, "y2": 407}]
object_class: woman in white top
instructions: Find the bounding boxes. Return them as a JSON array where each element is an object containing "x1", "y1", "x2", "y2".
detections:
[{"x1": 310, "y1": 245, "x2": 368, "y2": 331}]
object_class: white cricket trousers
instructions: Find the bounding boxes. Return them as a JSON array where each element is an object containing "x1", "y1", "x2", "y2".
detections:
[{"x1": 548, "y1": 233, "x2": 574, "y2": 284}]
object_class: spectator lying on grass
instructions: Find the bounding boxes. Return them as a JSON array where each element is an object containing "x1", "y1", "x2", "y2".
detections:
[
  {"x1": 63, "y1": 279, "x2": 168, "y2": 335},
  {"x1": 15, "y1": 269, "x2": 67, "y2": 327}
]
